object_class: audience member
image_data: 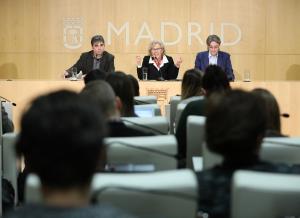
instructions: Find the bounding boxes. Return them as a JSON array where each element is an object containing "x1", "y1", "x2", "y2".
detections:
[
  {"x1": 106, "y1": 71, "x2": 136, "y2": 117},
  {"x1": 252, "y1": 88, "x2": 285, "y2": 137},
  {"x1": 80, "y1": 80, "x2": 153, "y2": 137},
  {"x1": 9, "y1": 90, "x2": 135, "y2": 218},
  {"x1": 175, "y1": 65, "x2": 230, "y2": 162},
  {"x1": 84, "y1": 69, "x2": 108, "y2": 84},
  {"x1": 1, "y1": 105, "x2": 14, "y2": 133},
  {"x1": 196, "y1": 89, "x2": 300, "y2": 218},
  {"x1": 127, "y1": 74, "x2": 140, "y2": 96},
  {"x1": 181, "y1": 68, "x2": 203, "y2": 100}
]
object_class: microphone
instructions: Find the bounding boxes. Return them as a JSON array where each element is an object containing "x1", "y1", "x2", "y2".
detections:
[
  {"x1": 121, "y1": 118, "x2": 168, "y2": 135},
  {"x1": 281, "y1": 113, "x2": 290, "y2": 118},
  {"x1": 0, "y1": 96, "x2": 17, "y2": 106}
]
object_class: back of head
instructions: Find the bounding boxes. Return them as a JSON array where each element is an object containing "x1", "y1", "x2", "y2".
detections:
[
  {"x1": 106, "y1": 71, "x2": 135, "y2": 117},
  {"x1": 252, "y1": 88, "x2": 281, "y2": 134},
  {"x1": 84, "y1": 69, "x2": 107, "y2": 84},
  {"x1": 16, "y1": 90, "x2": 106, "y2": 189},
  {"x1": 127, "y1": 74, "x2": 140, "y2": 96},
  {"x1": 181, "y1": 68, "x2": 203, "y2": 100},
  {"x1": 202, "y1": 65, "x2": 230, "y2": 95},
  {"x1": 81, "y1": 80, "x2": 117, "y2": 118},
  {"x1": 205, "y1": 90, "x2": 267, "y2": 158}
]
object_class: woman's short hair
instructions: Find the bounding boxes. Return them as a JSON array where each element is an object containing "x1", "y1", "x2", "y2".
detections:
[
  {"x1": 181, "y1": 68, "x2": 203, "y2": 100},
  {"x1": 148, "y1": 40, "x2": 165, "y2": 56}
]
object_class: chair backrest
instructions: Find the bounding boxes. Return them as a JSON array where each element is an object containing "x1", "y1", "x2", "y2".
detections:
[
  {"x1": 231, "y1": 170, "x2": 300, "y2": 218},
  {"x1": 202, "y1": 142, "x2": 223, "y2": 170},
  {"x1": 174, "y1": 96, "x2": 204, "y2": 131},
  {"x1": 134, "y1": 95, "x2": 157, "y2": 105},
  {"x1": 134, "y1": 104, "x2": 161, "y2": 117},
  {"x1": 260, "y1": 137, "x2": 300, "y2": 165},
  {"x1": 186, "y1": 115, "x2": 206, "y2": 169},
  {"x1": 91, "y1": 169, "x2": 198, "y2": 218},
  {"x1": 169, "y1": 96, "x2": 181, "y2": 134},
  {"x1": 121, "y1": 116, "x2": 169, "y2": 135},
  {"x1": 104, "y1": 135, "x2": 178, "y2": 171},
  {"x1": 2, "y1": 132, "x2": 18, "y2": 204},
  {"x1": 25, "y1": 174, "x2": 42, "y2": 203}
]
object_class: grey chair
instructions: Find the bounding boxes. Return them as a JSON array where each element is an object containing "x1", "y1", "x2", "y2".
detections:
[
  {"x1": 186, "y1": 115, "x2": 206, "y2": 169},
  {"x1": 122, "y1": 116, "x2": 169, "y2": 135},
  {"x1": 104, "y1": 135, "x2": 178, "y2": 171},
  {"x1": 202, "y1": 142, "x2": 223, "y2": 170},
  {"x1": 2, "y1": 132, "x2": 18, "y2": 204},
  {"x1": 134, "y1": 95, "x2": 157, "y2": 104},
  {"x1": 231, "y1": 170, "x2": 300, "y2": 218},
  {"x1": 91, "y1": 169, "x2": 198, "y2": 218},
  {"x1": 260, "y1": 137, "x2": 300, "y2": 165},
  {"x1": 174, "y1": 96, "x2": 204, "y2": 132}
]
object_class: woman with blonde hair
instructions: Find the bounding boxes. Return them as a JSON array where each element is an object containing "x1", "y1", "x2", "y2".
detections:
[{"x1": 136, "y1": 40, "x2": 182, "y2": 80}]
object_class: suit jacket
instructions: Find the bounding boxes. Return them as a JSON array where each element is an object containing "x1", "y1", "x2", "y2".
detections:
[
  {"x1": 195, "y1": 51, "x2": 235, "y2": 81},
  {"x1": 67, "y1": 50, "x2": 115, "y2": 76},
  {"x1": 137, "y1": 55, "x2": 179, "y2": 80}
]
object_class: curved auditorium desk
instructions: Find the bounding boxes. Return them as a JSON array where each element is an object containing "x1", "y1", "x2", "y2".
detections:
[{"x1": 0, "y1": 80, "x2": 299, "y2": 136}]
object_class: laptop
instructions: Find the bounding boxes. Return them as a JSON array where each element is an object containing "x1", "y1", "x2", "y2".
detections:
[{"x1": 134, "y1": 105, "x2": 155, "y2": 118}]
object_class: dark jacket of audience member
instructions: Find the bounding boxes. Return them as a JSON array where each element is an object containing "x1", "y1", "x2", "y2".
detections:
[
  {"x1": 175, "y1": 65, "x2": 230, "y2": 162},
  {"x1": 196, "y1": 90, "x2": 300, "y2": 218}
]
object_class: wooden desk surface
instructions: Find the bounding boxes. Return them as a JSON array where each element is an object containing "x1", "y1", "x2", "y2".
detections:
[{"x1": 0, "y1": 80, "x2": 299, "y2": 136}]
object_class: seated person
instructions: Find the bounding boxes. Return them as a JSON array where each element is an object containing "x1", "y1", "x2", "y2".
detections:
[
  {"x1": 176, "y1": 65, "x2": 230, "y2": 162},
  {"x1": 84, "y1": 69, "x2": 108, "y2": 84},
  {"x1": 1, "y1": 105, "x2": 14, "y2": 133},
  {"x1": 106, "y1": 72, "x2": 136, "y2": 117},
  {"x1": 136, "y1": 40, "x2": 182, "y2": 80},
  {"x1": 80, "y1": 80, "x2": 153, "y2": 137},
  {"x1": 65, "y1": 35, "x2": 115, "y2": 78},
  {"x1": 196, "y1": 90, "x2": 300, "y2": 218},
  {"x1": 195, "y1": 34, "x2": 235, "y2": 81},
  {"x1": 127, "y1": 74, "x2": 140, "y2": 96},
  {"x1": 181, "y1": 68, "x2": 203, "y2": 100},
  {"x1": 252, "y1": 88, "x2": 286, "y2": 137},
  {"x1": 10, "y1": 90, "x2": 135, "y2": 218}
]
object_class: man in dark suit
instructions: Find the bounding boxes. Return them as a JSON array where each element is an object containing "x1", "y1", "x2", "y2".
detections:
[
  {"x1": 65, "y1": 35, "x2": 115, "y2": 78},
  {"x1": 195, "y1": 35, "x2": 235, "y2": 81}
]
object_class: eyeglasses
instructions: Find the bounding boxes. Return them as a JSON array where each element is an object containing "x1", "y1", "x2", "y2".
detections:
[{"x1": 152, "y1": 47, "x2": 162, "y2": 51}]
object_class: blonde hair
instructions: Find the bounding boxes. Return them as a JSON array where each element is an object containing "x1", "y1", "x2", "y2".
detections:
[{"x1": 148, "y1": 40, "x2": 165, "y2": 56}]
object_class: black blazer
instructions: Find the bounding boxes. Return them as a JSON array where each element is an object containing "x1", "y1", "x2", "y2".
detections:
[
  {"x1": 137, "y1": 55, "x2": 179, "y2": 80},
  {"x1": 67, "y1": 50, "x2": 115, "y2": 76}
]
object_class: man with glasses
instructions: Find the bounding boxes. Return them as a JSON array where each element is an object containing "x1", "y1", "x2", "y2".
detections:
[
  {"x1": 65, "y1": 35, "x2": 115, "y2": 78},
  {"x1": 195, "y1": 35, "x2": 234, "y2": 81}
]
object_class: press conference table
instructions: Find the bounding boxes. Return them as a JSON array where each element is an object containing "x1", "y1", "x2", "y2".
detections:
[{"x1": 0, "y1": 79, "x2": 299, "y2": 136}]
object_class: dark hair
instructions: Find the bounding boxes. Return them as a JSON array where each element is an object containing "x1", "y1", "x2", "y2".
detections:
[
  {"x1": 252, "y1": 88, "x2": 281, "y2": 134},
  {"x1": 202, "y1": 65, "x2": 230, "y2": 95},
  {"x1": 205, "y1": 90, "x2": 267, "y2": 158},
  {"x1": 91, "y1": 35, "x2": 105, "y2": 45},
  {"x1": 80, "y1": 80, "x2": 116, "y2": 118},
  {"x1": 206, "y1": 34, "x2": 221, "y2": 46},
  {"x1": 181, "y1": 68, "x2": 203, "y2": 99},
  {"x1": 16, "y1": 90, "x2": 106, "y2": 189},
  {"x1": 127, "y1": 74, "x2": 140, "y2": 96},
  {"x1": 106, "y1": 71, "x2": 135, "y2": 117},
  {"x1": 84, "y1": 69, "x2": 107, "y2": 84}
]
